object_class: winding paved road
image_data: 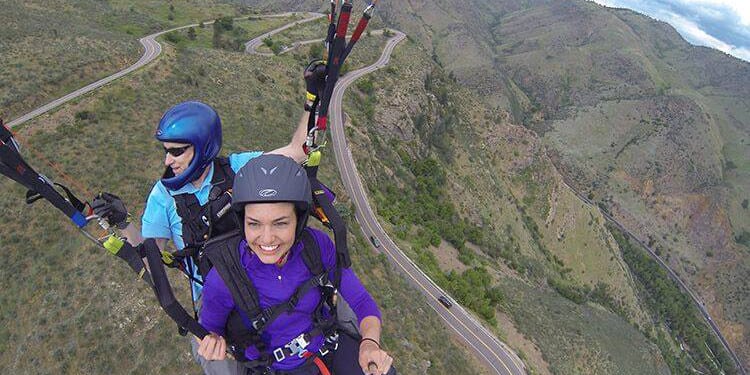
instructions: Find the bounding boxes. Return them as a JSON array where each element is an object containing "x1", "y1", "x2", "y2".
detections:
[
  {"x1": 244, "y1": 12, "x2": 324, "y2": 55},
  {"x1": 548, "y1": 152, "x2": 746, "y2": 375},
  {"x1": 7, "y1": 12, "x2": 320, "y2": 129},
  {"x1": 6, "y1": 14, "x2": 528, "y2": 375},
  {"x1": 323, "y1": 32, "x2": 526, "y2": 375}
]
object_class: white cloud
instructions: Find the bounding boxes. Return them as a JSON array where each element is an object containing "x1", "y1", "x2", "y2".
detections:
[
  {"x1": 589, "y1": 0, "x2": 750, "y2": 62},
  {"x1": 675, "y1": 0, "x2": 750, "y2": 25}
]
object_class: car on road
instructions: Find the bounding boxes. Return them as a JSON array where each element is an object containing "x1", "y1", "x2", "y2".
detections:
[
  {"x1": 370, "y1": 236, "x2": 381, "y2": 248},
  {"x1": 438, "y1": 295, "x2": 453, "y2": 309}
]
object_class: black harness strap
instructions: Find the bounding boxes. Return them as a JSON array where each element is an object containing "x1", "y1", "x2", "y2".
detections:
[
  {"x1": 171, "y1": 157, "x2": 237, "y2": 277},
  {"x1": 204, "y1": 230, "x2": 262, "y2": 320},
  {"x1": 306, "y1": 170, "x2": 351, "y2": 289},
  {"x1": 173, "y1": 157, "x2": 236, "y2": 250},
  {"x1": 0, "y1": 121, "x2": 87, "y2": 228},
  {"x1": 142, "y1": 238, "x2": 209, "y2": 339}
]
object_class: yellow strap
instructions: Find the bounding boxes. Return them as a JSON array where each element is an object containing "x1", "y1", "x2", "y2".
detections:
[
  {"x1": 306, "y1": 92, "x2": 317, "y2": 101},
  {"x1": 161, "y1": 250, "x2": 175, "y2": 265},
  {"x1": 307, "y1": 150, "x2": 322, "y2": 167},
  {"x1": 103, "y1": 235, "x2": 124, "y2": 255}
]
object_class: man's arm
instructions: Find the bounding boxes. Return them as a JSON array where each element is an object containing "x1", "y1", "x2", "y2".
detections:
[
  {"x1": 120, "y1": 222, "x2": 144, "y2": 246},
  {"x1": 119, "y1": 223, "x2": 169, "y2": 251},
  {"x1": 267, "y1": 113, "x2": 309, "y2": 163}
]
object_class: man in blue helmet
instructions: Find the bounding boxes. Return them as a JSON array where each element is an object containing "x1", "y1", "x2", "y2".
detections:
[{"x1": 92, "y1": 100, "x2": 313, "y2": 375}]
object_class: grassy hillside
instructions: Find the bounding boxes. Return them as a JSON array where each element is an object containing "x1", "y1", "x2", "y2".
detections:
[
  {"x1": 337, "y1": 33, "x2": 671, "y2": 374},
  {"x1": 324, "y1": 0, "x2": 747, "y2": 371},
  {"x1": 0, "y1": 6, "x2": 487, "y2": 375},
  {"x1": 485, "y1": 2, "x2": 749, "y2": 367},
  {"x1": 0, "y1": 0, "x2": 260, "y2": 122}
]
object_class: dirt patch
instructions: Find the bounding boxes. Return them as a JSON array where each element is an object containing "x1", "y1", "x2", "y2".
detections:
[{"x1": 432, "y1": 240, "x2": 469, "y2": 273}]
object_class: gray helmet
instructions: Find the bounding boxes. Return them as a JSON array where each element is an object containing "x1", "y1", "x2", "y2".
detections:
[{"x1": 232, "y1": 154, "x2": 312, "y2": 241}]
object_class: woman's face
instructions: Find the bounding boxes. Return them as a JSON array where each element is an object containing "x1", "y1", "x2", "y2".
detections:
[{"x1": 243, "y1": 202, "x2": 298, "y2": 264}]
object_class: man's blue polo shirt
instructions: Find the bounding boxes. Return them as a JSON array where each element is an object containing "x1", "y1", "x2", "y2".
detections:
[{"x1": 141, "y1": 151, "x2": 262, "y2": 299}]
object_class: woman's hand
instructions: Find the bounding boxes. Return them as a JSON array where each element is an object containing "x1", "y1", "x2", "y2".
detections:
[
  {"x1": 196, "y1": 332, "x2": 227, "y2": 361},
  {"x1": 359, "y1": 338, "x2": 393, "y2": 375}
]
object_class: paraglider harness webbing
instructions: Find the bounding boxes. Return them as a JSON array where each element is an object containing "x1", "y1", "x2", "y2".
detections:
[
  {"x1": 203, "y1": 229, "x2": 341, "y2": 370},
  {"x1": 306, "y1": 168, "x2": 351, "y2": 287},
  {"x1": 303, "y1": 0, "x2": 374, "y2": 282},
  {"x1": 314, "y1": 0, "x2": 353, "y2": 134},
  {"x1": 341, "y1": 1, "x2": 377, "y2": 61},
  {"x1": 171, "y1": 157, "x2": 237, "y2": 278},
  {"x1": 0, "y1": 120, "x2": 208, "y2": 343},
  {"x1": 102, "y1": 235, "x2": 155, "y2": 288},
  {"x1": 141, "y1": 238, "x2": 211, "y2": 339},
  {"x1": 0, "y1": 119, "x2": 87, "y2": 228},
  {"x1": 312, "y1": 0, "x2": 378, "y2": 135},
  {"x1": 1, "y1": 120, "x2": 156, "y2": 289}
]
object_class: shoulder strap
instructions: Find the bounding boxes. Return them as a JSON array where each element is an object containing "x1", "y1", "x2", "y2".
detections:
[
  {"x1": 204, "y1": 229, "x2": 335, "y2": 337},
  {"x1": 210, "y1": 157, "x2": 235, "y2": 190},
  {"x1": 299, "y1": 229, "x2": 325, "y2": 276},
  {"x1": 173, "y1": 193, "x2": 201, "y2": 248},
  {"x1": 174, "y1": 157, "x2": 236, "y2": 250},
  {"x1": 203, "y1": 230, "x2": 262, "y2": 320},
  {"x1": 211, "y1": 157, "x2": 234, "y2": 181}
]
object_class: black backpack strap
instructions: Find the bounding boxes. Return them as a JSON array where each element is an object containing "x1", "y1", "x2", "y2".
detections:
[
  {"x1": 173, "y1": 193, "x2": 202, "y2": 249},
  {"x1": 248, "y1": 231, "x2": 328, "y2": 334},
  {"x1": 213, "y1": 156, "x2": 235, "y2": 184},
  {"x1": 204, "y1": 229, "x2": 338, "y2": 364},
  {"x1": 307, "y1": 174, "x2": 350, "y2": 289},
  {"x1": 141, "y1": 238, "x2": 209, "y2": 339},
  {"x1": 173, "y1": 157, "x2": 238, "y2": 269},
  {"x1": 299, "y1": 229, "x2": 324, "y2": 276},
  {"x1": 203, "y1": 230, "x2": 263, "y2": 321},
  {"x1": 298, "y1": 229, "x2": 338, "y2": 331}
]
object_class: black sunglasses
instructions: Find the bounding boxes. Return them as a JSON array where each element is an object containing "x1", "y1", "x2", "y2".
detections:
[{"x1": 163, "y1": 145, "x2": 191, "y2": 157}]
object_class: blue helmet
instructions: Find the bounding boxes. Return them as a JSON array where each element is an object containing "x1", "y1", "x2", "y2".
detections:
[{"x1": 155, "y1": 101, "x2": 222, "y2": 190}]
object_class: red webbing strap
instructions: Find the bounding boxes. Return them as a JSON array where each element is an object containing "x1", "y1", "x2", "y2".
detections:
[
  {"x1": 350, "y1": 14, "x2": 369, "y2": 43},
  {"x1": 303, "y1": 352, "x2": 332, "y2": 375},
  {"x1": 335, "y1": 5, "x2": 351, "y2": 39}
]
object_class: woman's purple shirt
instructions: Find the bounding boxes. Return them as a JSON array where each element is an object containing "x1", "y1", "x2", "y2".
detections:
[{"x1": 200, "y1": 228, "x2": 380, "y2": 370}]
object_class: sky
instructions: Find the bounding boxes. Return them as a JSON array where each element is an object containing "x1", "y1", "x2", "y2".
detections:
[{"x1": 589, "y1": 0, "x2": 750, "y2": 62}]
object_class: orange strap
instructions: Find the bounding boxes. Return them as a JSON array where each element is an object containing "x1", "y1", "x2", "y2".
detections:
[{"x1": 303, "y1": 352, "x2": 331, "y2": 375}]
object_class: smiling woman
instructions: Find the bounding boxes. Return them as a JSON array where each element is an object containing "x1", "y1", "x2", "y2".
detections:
[{"x1": 198, "y1": 154, "x2": 396, "y2": 375}]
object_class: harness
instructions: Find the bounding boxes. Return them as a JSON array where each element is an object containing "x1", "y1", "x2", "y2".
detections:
[
  {"x1": 171, "y1": 157, "x2": 237, "y2": 277},
  {"x1": 203, "y1": 229, "x2": 341, "y2": 373}
]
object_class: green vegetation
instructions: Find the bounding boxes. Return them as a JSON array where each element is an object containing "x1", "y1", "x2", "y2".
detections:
[
  {"x1": 368, "y1": 156, "x2": 502, "y2": 324},
  {"x1": 376, "y1": 157, "x2": 482, "y2": 251},
  {"x1": 546, "y1": 276, "x2": 629, "y2": 321},
  {"x1": 500, "y1": 276, "x2": 669, "y2": 375},
  {"x1": 0, "y1": 0, "x2": 256, "y2": 121},
  {"x1": 610, "y1": 224, "x2": 736, "y2": 374},
  {"x1": 211, "y1": 16, "x2": 247, "y2": 51}
]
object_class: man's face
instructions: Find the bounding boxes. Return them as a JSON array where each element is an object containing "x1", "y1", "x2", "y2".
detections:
[{"x1": 163, "y1": 141, "x2": 194, "y2": 176}]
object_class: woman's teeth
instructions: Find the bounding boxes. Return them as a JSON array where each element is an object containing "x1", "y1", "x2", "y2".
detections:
[{"x1": 260, "y1": 245, "x2": 279, "y2": 252}]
